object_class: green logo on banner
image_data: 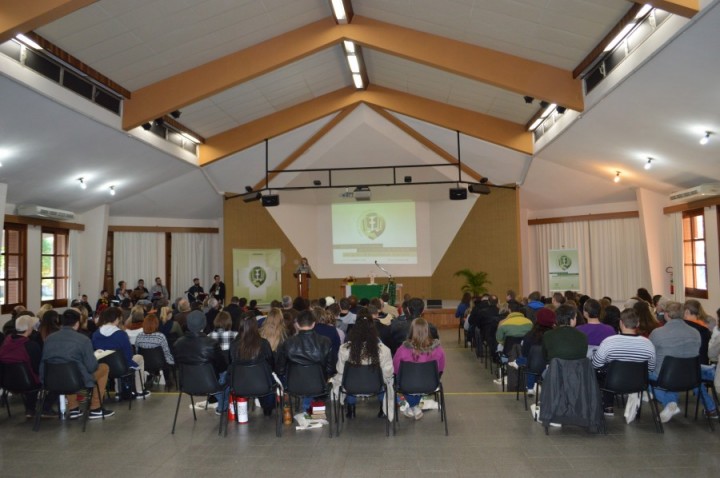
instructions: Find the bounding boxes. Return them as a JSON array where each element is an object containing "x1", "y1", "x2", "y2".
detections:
[
  {"x1": 558, "y1": 255, "x2": 572, "y2": 271},
  {"x1": 359, "y1": 212, "x2": 386, "y2": 240},
  {"x1": 249, "y1": 266, "x2": 267, "y2": 287}
]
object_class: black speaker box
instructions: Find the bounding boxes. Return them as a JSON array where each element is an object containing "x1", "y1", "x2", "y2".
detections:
[
  {"x1": 449, "y1": 187, "x2": 467, "y2": 200},
  {"x1": 261, "y1": 195, "x2": 279, "y2": 207}
]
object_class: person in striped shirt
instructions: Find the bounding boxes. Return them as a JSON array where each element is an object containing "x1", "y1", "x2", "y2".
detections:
[{"x1": 592, "y1": 308, "x2": 655, "y2": 416}]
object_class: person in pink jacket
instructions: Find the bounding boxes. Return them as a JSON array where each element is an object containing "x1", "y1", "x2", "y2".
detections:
[{"x1": 392, "y1": 318, "x2": 446, "y2": 420}]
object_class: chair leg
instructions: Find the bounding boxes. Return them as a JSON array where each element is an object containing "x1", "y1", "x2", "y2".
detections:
[
  {"x1": 384, "y1": 388, "x2": 390, "y2": 437},
  {"x1": 327, "y1": 391, "x2": 333, "y2": 439},
  {"x1": 3, "y1": 390, "x2": 11, "y2": 417},
  {"x1": 81, "y1": 387, "x2": 93, "y2": 432},
  {"x1": 33, "y1": 390, "x2": 46, "y2": 431},
  {"x1": 275, "y1": 390, "x2": 283, "y2": 438},
  {"x1": 697, "y1": 386, "x2": 715, "y2": 432},
  {"x1": 171, "y1": 392, "x2": 183, "y2": 434},
  {"x1": 440, "y1": 384, "x2": 448, "y2": 436},
  {"x1": 190, "y1": 394, "x2": 197, "y2": 420},
  {"x1": 648, "y1": 385, "x2": 664, "y2": 434}
]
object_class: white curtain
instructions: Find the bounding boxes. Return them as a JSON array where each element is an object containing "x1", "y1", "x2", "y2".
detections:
[
  {"x1": 113, "y1": 232, "x2": 164, "y2": 291},
  {"x1": 531, "y1": 217, "x2": 651, "y2": 301},
  {"x1": 171, "y1": 233, "x2": 220, "y2": 302}
]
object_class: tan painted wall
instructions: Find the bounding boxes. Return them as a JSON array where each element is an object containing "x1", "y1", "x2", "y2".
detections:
[{"x1": 223, "y1": 189, "x2": 519, "y2": 302}]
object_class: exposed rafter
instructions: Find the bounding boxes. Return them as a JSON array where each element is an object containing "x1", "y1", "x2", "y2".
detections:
[
  {"x1": 638, "y1": 0, "x2": 699, "y2": 18},
  {"x1": 0, "y1": 0, "x2": 97, "y2": 44},
  {"x1": 123, "y1": 16, "x2": 582, "y2": 130},
  {"x1": 200, "y1": 85, "x2": 532, "y2": 166}
]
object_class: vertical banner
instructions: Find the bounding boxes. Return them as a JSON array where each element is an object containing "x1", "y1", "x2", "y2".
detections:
[
  {"x1": 233, "y1": 249, "x2": 282, "y2": 306},
  {"x1": 548, "y1": 249, "x2": 579, "y2": 292}
]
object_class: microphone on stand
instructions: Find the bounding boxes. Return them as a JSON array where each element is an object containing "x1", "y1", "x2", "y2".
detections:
[{"x1": 375, "y1": 260, "x2": 392, "y2": 279}]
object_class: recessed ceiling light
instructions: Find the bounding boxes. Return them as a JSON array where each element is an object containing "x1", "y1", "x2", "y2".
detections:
[
  {"x1": 644, "y1": 158, "x2": 653, "y2": 170},
  {"x1": 700, "y1": 131, "x2": 713, "y2": 145},
  {"x1": 78, "y1": 177, "x2": 87, "y2": 189},
  {"x1": 614, "y1": 171, "x2": 621, "y2": 183},
  {"x1": 109, "y1": 185, "x2": 116, "y2": 196}
]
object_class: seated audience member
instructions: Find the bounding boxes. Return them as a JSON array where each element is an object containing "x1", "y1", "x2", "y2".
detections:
[
  {"x1": 133, "y1": 279, "x2": 149, "y2": 300},
  {"x1": 390, "y1": 298, "x2": 439, "y2": 356},
  {"x1": 95, "y1": 290, "x2": 110, "y2": 313},
  {"x1": 592, "y1": 308, "x2": 656, "y2": 416},
  {"x1": 159, "y1": 306, "x2": 183, "y2": 346},
  {"x1": 283, "y1": 310, "x2": 298, "y2": 337},
  {"x1": 332, "y1": 313, "x2": 393, "y2": 419},
  {"x1": 135, "y1": 313, "x2": 176, "y2": 390},
  {"x1": 655, "y1": 296, "x2": 670, "y2": 324},
  {"x1": 495, "y1": 300, "x2": 532, "y2": 356},
  {"x1": 204, "y1": 298, "x2": 221, "y2": 334},
  {"x1": 321, "y1": 306, "x2": 344, "y2": 343},
  {"x1": 709, "y1": 312, "x2": 720, "y2": 406},
  {"x1": 370, "y1": 298, "x2": 392, "y2": 326},
  {"x1": 224, "y1": 296, "x2": 243, "y2": 331},
  {"x1": 312, "y1": 306, "x2": 342, "y2": 354},
  {"x1": 468, "y1": 295, "x2": 500, "y2": 349},
  {"x1": 41, "y1": 309, "x2": 114, "y2": 419},
  {"x1": 173, "y1": 310, "x2": 229, "y2": 414},
  {"x1": 230, "y1": 315, "x2": 276, "y2": 415},
  {"x1": 247, "y1": 299, "x2": 262, "y2": 317},
  {"x1": 76, "y1": 306, "x2": 94, "y2": 338},
  {"x1": 125, "y1": 305, "x2": 146, "y2": 345},
  {"x1": 542, "y1": 304, "x2": 588, "y2": 361},
  {"x1": 174, "y1": 299, "x2": 192, "y2": 331},
  {"x1": 512, "y1": 308, "x2": 556, "y2": 394},
  {"x1": 337, "y1": 298, "x2": 357, "y2": 330},
  {"x1": 683, "y1": 299, "x2": 713, "y2": 365},
  {"x1": 259, "y1": 307, "x2": 287, "y2": 363},
  {"x1": 0, "y1": 315, "x2": 57, "y2": 418},
  {"x1": 92, "y1": 307, "x2": 150, "y2": 399},
  {"x1": 635, "y1": 300, "x2": 660, "y2": 337},
  {"x1": 120, "y1": 298, "x2": 132, "y2": 322},
  {"x1": 649, "y1": 301, "x2": 717, "y2": 421},
  {"x1": 150, "y1": 277, "x2": 169, "y2": 303},
  {"x1": 367, "y1": 304, "x2": 393, "y2": 350},
  {"x1": 208, "y1": 311, "x2": 238, "y2": 356},
  {"x1": 381, "y1": 293, "x2": 399, "y2": 318},
  {"x1": 326, "y1": 303, "x2": 344, "y2": 336},
  {"x1": 551, "y1": 292, "x2": 566, "y2": 309},
  {"x1": 186, "y1": 278, "x2": 204, "y2": 304},
  {"x1": 576, "y1": 299, "x2": 616, "y2": 351},
  {"x1": 455, "y1": 292, "x2": 472, "y2": 327},
  {"x1": 525, "y1": 291, "x2": 545, "y2": 323},
  {"x1": 276, "y1": 309, "x2": 334, "y2": 411},
  {"x1": 393, "y1": 318, "x2": 446, "y2": 420},
  {"x1": 602, "y1": 305, "x2": 622, "y2": 333},
  {"x1": 115, "y1": 281, "x2": 129, "y2": 302},
  {"x1": 636, "y1": 287, "x2": 654, "y2": 306},
  {"x1": 39, "y1": 310, "x2": 61, "y2": 344}
]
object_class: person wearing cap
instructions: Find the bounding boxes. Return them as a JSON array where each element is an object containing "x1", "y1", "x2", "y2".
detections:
[
  {"x1": 592, "y1": 308, "x2": 655, "y2": 416},
  {"x1": 173, "y1": 310, "x2": 229, "y2": 414},
  {"x1": 509, "y1": 308, "x2": 556, "y2": 395},
  {"x1": 0, "y1": 315, "x2": 57, "y2": 418},
  {"x1": 41, "y1": 309, "x2": 114, "y2": 419}
]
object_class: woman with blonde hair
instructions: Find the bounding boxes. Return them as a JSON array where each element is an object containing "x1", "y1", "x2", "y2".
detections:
[
  {"x1": 392, "y1": 318, "x2": 446, "y2": 420},
  {"x1": 260, "y1": 307, "x2": 287, "y2": 360},
  {"x1": 158, "y1": 305, "x2": 182, "y2": 346},
  {"x1": 37, "y1": 303, "x2": 53, "y2": 321}
]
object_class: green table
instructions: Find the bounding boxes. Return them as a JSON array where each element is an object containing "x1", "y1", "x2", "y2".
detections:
[{"x1": 349, "y1": 284, "x2": 383, "y2": 300}]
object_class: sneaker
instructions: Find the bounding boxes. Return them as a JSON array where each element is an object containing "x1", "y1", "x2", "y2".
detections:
[
  {"x1": 402, "y1": 406, "x2": 415, "y2": 419},
  {"x1": 604, "y1": 407, "x2": 614, "y2": 417},
  {"x1": 67, "y1": 407, "x2": 82, "y2": 420},
  {"x1": 493, "y1": 377, "x2": 506, "y2": 385},
  {"x1": 412, "y1": 406, "x2": 424, "y2": 420},
  {"x1": 530, "y1": 403, "x2": 540, "y2": 422},
  {"x1": 89, "y1": 408, "x2": 115, "y2": 419},
  {"x1": 549, "y1": 422, "x2": 562, "y2": 428},
  {"x1": 133, "y1": 390, "x2": 151, "y2": 400},
  {"x1": 377, "y1": 408, "x2": 386, "y2": 419},
  {"x1": 25, "y1": 410, "x2": 35, "y2": 419},
  {"x1": 526, "y1": 387, "x2": 535, "y2": 396},
  {"x1": 215, "y1": 408, "x2": 227, "y2": 416},
  {"x1": 659, "y1": 402, "x2": 681, "y2": 423},
  {"x1": 508, "y1": 361, "x2": 519, "y2": 370},
  {"x1": 704, "y1": 409, "x2": 719, "y2": 419}
]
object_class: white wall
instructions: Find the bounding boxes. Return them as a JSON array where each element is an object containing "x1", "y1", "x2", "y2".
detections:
[{"x1": 636, "y1": 188, "x2": 670, "y2": 297}]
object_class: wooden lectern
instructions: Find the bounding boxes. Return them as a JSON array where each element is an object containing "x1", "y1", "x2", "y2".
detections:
[{"x1": 295, "y1": 272, "x2": 311, "y2": 300}]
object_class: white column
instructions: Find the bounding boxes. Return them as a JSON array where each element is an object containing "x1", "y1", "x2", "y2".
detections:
[
  {"x1": 76, "y1": 205, "x2": 109, "y2": 306},
  {"x1": 636, "y1": 188, "x2": 669, "y2": 296}
]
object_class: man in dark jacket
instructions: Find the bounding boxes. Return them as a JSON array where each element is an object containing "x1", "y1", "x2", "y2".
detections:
[
  {"x1": 224, "y1": 296, "x2": 242, "y2": 331},
  {"x1": 173, "y1": 310, "x2": 229, "y2": 413}
]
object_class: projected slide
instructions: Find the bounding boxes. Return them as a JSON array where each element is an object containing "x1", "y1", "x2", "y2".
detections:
[{"x1": 332, "y1": 201, "x2": 417, "y2": 264}]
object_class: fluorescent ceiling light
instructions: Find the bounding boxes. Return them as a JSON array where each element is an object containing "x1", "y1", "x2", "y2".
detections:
[
  {"x1": 343, "y1": 40, "x2": 356, "y2": 53},
  {"x1": 352, "y1": 73, "x2": 364, "y2": 89},
  {"x1": 604, "y1": 23, "x2": 635, "y2": 52},
  {"x1": 347, "y1": 55, "x2": 360, "y2": 74},
  {"x1": 635, "y1": 4, "x2": 652, "y2": 19},
  {"x1": 181, "y1": 132, "x2": 201, "y2": 144},
  {"x1": 528, "y1": 118, "x2": 543, "y2": 131},
  {"x1": 16, "y1": 34, "x2": 42, "y2": 50},
  {"x1": 540, "y1": 103, "x2": 557, "y2": 119},
  {"x1": 331, "y1": 0, "x2": 347, "y2": 23}
]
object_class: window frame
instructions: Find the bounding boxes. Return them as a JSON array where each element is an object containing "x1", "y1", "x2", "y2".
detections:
[
  {"x1": 40, "y1": 226, "x2": 69, "y2": 308},
  {"x1": 682, "y1": 208, "x2": 708, "y2": 299},
  {"x1": 0, "y1": 223, "x2": 27, "y2": 314}
]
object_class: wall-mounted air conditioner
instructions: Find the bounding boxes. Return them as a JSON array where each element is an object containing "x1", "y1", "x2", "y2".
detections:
[
  {"x1": 668, "y1": 183, "x2": 720, "y2": 203},
  {"x1": 16, "y1": 204, "x2": 75, "y2": 221}
]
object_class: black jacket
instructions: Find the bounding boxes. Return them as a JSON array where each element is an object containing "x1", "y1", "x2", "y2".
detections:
[
  {"x1": 276, "y1": 330, "x2": 334, "y2": 379},
  {"x1": 224, "y1": 304, "x2": 242, "y2": 331},
  {"x1": 231, "y1": 337, "x2": 274, "y2": 371},
  {"x1": 468, "y1": 302, "x2": 500, "y2": 329},
  {"x1": 173, "y1": 332, "x2": 228, "y2": 376}
]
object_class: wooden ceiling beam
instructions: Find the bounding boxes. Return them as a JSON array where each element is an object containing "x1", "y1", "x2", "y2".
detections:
[
  {"x1": 640, "y1": 0, "x2": 699, "y2": 18},
  {"x1": 0, "y1": 0, "x2": 97, "y2": 44},
  {"x1": 200, "y1": 85, "x2": 531, "y2": 166}
]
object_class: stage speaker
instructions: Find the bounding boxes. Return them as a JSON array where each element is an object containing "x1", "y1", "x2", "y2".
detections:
[
  {"x1": 449, "y1": 187, "x2": 467, "y2": 200},
  {"x1": 426, "y1": 299, "x2": 443, "y2": 309},
  {"x1": 468, "y1": 183, "x2": 491, "y2": 195},
  {"x1": 261, "y1": 195, "x2": 279, "y2": 207}
]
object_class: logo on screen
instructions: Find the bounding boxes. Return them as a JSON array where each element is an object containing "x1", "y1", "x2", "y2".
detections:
[
  {"x1": 249, "y1": 266, "x2": 267, "y2": 287},
  {"x1": 557, "y1": 255, "x2": 572, "y2": 271},
  {"x1": 359, "y1": 212, "x2": 386, "y2": 240}
]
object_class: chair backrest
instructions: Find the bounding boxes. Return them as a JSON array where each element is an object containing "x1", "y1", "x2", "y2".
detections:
[
  {"x1": 656, "y1": 356, "x2": 701, "y2": 391},
  {"x1": 138, "y1": 347, "x2": 166, "y2": 373},
  {"x1": 2, "y1": 362, "x2": 39, "y2": 391},
  {"x1": 503, "y1": 335, "x2": 523, "y2": 355},
  {"x1": 342, "y1": 363, "x2": 384, "y2": 396},
  {"x1": 177, "y1": 363, "x2": 221, "y2": 395},
  {"x1": 526, "y1": 345, "x2": 546, "y2": 375},
  {"x1": 603, "y1": 360, "x2": 648, "y2": 394},
  {"x1": 229, "y1": 362, "x2": 273, "y2": 397},
  {"x1": 43, "y1": 361, "x2": 86, "y2": 393},
  {"x1": 397, "y1": 360, "x2": 440, "y2": 395},
  {"x1": 99, "y1": 350, "x2": 129, "y2": 377},
  {"x1": 286, "y1": 362, "x2": 326, "y2": 397}
]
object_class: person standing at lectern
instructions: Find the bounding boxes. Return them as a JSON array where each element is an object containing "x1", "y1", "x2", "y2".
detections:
[
  {"x1": 294, "y1": 258, "x2": 313, "y2": 298},
  {"x1": 294, "y1": 257, "x2": 313, "y2": 276}
]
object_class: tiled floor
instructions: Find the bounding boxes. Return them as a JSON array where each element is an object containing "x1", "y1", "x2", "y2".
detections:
[{"x1": 1, "y1": 330, "x2": 719, "y2": 477}]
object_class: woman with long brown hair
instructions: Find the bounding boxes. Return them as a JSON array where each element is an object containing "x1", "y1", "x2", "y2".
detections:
[
  {"x1": 392, "y1": 318, "x2": 446, "y2": 420},
  {"x1": 230, "y1": 315, "x2": 275, "y2": 416}
]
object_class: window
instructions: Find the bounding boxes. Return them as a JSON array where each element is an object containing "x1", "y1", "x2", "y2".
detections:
[
  {"x1": 682, "y1": 209, "x2": 708, "y2": 299},
  {"x1": 41, "y1": 227, "x2": 69, "y2": 307},
  {"x1": 0, "y1": 224, "x2": 27, "y2": 314}
]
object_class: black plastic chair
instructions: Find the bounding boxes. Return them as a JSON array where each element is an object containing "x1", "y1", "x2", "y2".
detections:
[
  {"x1": 227, "y1": 361, "x2": 283, "y2": 437},
  {"x1": 497, "y1": 335, "x2": 523, "y2": 392},
  {"x1": 171, "y1": 363, "x2": 225, "y2": 435},
  {"x1": 99, "y1": 351, "x2": 145, "y2": 409},
  {"x1": 35, "y1": 361, "x2": 103, "y2": 432},
  {"x1": 599, "y1": 360, "x2": 662, "y2": 433},
  {"x1": 138, "y1": 346, "x2": 175, "y2": 391},
  {"x1": 335, "y1": 363, "x2": 389, "y2": 437},
  {"x1": 394, "y1": 360, "x2": 447, "y2": 436},
  {"x1": 648, "y1": 355, "x2": 713, "y2": 432},
  {"x1": 286, "y1": 362, "x2": 333, "y2": 438},
  {"x1": 518, "y1": 344, "x2": 546, "y2": 410},
  {"x1": 695, "y1": 377, "x2": 720, "y2": 422},
  {"x1": 1, "y1": 362, "x2": 42, "y2": 417}
]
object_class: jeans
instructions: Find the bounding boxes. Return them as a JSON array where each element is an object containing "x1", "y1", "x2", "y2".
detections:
[
  {"x1": 515, "y1": 357, "x2": 537, "y2": 390},
  {"x1": 648, "y1": 365, "x2": 716, "y2": 412},
  {"x1": 214, "y1": 371, "x2": 230, "y2": 412}
]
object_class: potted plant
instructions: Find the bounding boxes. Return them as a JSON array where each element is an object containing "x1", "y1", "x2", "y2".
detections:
[{"x1": 453, "y1": 269, "x2": 491, "y2": 296}]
